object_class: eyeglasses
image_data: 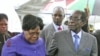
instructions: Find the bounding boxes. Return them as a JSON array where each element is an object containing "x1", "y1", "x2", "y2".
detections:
[
  {"x1": 68, "y1": 16, "x2": 81, "y2": 22},
  {"x1": 70, "y1": 15, "x2": 82, "y2": 21},
  {"x1": 28, "y1": 31, "x2": 40, "y2": 37}
]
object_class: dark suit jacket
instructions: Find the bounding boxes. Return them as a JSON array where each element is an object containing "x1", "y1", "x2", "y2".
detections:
[
  {"x1": 0, "y1": 31, "x2": 12, "y2": 55},
  {"x1": 47, "y1": 30, "x2": 98, "y2": 56},
  {"x1": 92, "y1": 30, "x2": 100, "y2": 56}
]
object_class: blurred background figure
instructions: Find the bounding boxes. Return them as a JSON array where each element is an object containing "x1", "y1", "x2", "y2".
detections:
[
  {"x1": 64, "y1": 20, "x2": 68, "y2": 25},
  {"x1": 0, "y1": 13, "x2": 12, "y2": 55},
  {"x1": 37, "y1": 17, "x2": 44, "y2": 30},
  {"x1": 92, "y1": 29, "x2": 100, "y2": 56},
  {"x1": 1, "y1": 14, "x2": 45, "y2": 56},
  {"x1": 88, "y1": 24, "x2": 94, "y2": 34},
  {"x1": 0, "y1": 0, "x2": 22, "y2": 32}
]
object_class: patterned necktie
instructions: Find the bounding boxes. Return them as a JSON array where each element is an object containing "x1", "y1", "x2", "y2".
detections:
[
  {"x1": 74, "y1": 34, "x2": 79, "y2": 52},
  {"x1": 58, "y1": 26, "x2": 62, "y2": 31}
]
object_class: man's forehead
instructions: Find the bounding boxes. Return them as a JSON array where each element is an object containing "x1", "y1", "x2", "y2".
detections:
[
  {"x1": 53, "y1": 9, "x2": 64, "y2": 16},
  {"x1": 53, "y1": 7, "x2": 64, "y2": 12}
]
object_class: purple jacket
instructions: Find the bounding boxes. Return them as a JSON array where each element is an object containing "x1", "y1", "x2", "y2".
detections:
[{"x1": 1, "y1": 33, "x2": 46, "y2": 56}]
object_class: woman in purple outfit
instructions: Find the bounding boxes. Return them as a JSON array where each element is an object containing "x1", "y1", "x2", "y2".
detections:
[{"x1": 1, "y1": 14, "x2": 45, "y2": 56}]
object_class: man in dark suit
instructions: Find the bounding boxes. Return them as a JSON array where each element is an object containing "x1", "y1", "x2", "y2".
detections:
[
  {"x1": 0, "y1": 14, "x2": 12, "y2": 55},
  {"x1": 47, "y1": 10, "x2": 98, "y2": 56},
  {"x1": 93, "y1": 30, "x2": 100, "y2": 56},
  {"x1": 40, "y1": 6, "x2": 68, "y2": 54}
]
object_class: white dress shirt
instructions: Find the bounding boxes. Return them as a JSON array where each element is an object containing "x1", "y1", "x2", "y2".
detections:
[
  {"x1": 71, "y1": 30, "x2": 82, "y2": 45},
  {"x1": 53, "y1": 22, "x2": 64, "y2": 32}
]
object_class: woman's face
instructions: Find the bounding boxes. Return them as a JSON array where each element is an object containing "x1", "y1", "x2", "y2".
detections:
[
  {"x1": 24, "y1": 26, "x2": 40, "y2": 44},
  {"x1": 0, "y1": 18, "x2": 8, "y2": 34}
]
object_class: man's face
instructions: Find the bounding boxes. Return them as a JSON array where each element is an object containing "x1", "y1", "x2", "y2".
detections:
[
  {"x1": 0, "y1": 18, "x2": 8, "y2": 34},
  {"x1": 24, "y1": 26, "x2": 40, "y2": 44},
  {"x1": 52, "y1": 9, "x2": 65, "y2": 26},
  {"x1": 68, "y1": 13, "x2": 84, "y2": 32}
]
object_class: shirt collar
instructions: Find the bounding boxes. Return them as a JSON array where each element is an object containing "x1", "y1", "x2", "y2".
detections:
[
  {"x1": 71, "y1": 30, "x2": 82, "y2": 38},
  {"x1": 53, "y1": 22, "x2": 63, "y2": 31}
]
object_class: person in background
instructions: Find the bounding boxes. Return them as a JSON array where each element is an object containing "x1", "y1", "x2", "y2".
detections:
[
  {"x1": 92, "y1": 29, "x2": 100, "y2": 56},
  {"x1": 1, "y1": 14, "x2": 45, "y2": 56},
  {"x1": 64, "y1": 20, "x2": 68, "y2": 25},
  {"x1": 0, "y1": 13, "x2": 12, "y2": 55},
  {"x1": 81, "y1": 7, "x2": 90, "y2": 33},
  {"x1": 37, "y1": 17, "x2": 44, "y2": 30},
  {"x1": 40, "y1": 6, "x2": 68, "y2": 54},
  {"x1": 47, "y1": 10, "x2": 97, "y2": 56}
]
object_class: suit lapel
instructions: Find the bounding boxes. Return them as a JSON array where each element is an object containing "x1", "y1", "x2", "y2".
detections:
[
  {"x1": 46, "y1": 24, "x2": 56, "y2": 41},
  {"x1": 50, "y1": 24, "x2": 56, "y2": 34},
  {"x1": 63, "y1": 30, "x2": 75, "y2": 51},
  {"x1": 78, "y1": 31, "x2": 88, "y2": 52},
  {"x1": 63, "y1": 30, "x2": 89, "y2": 52}
]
